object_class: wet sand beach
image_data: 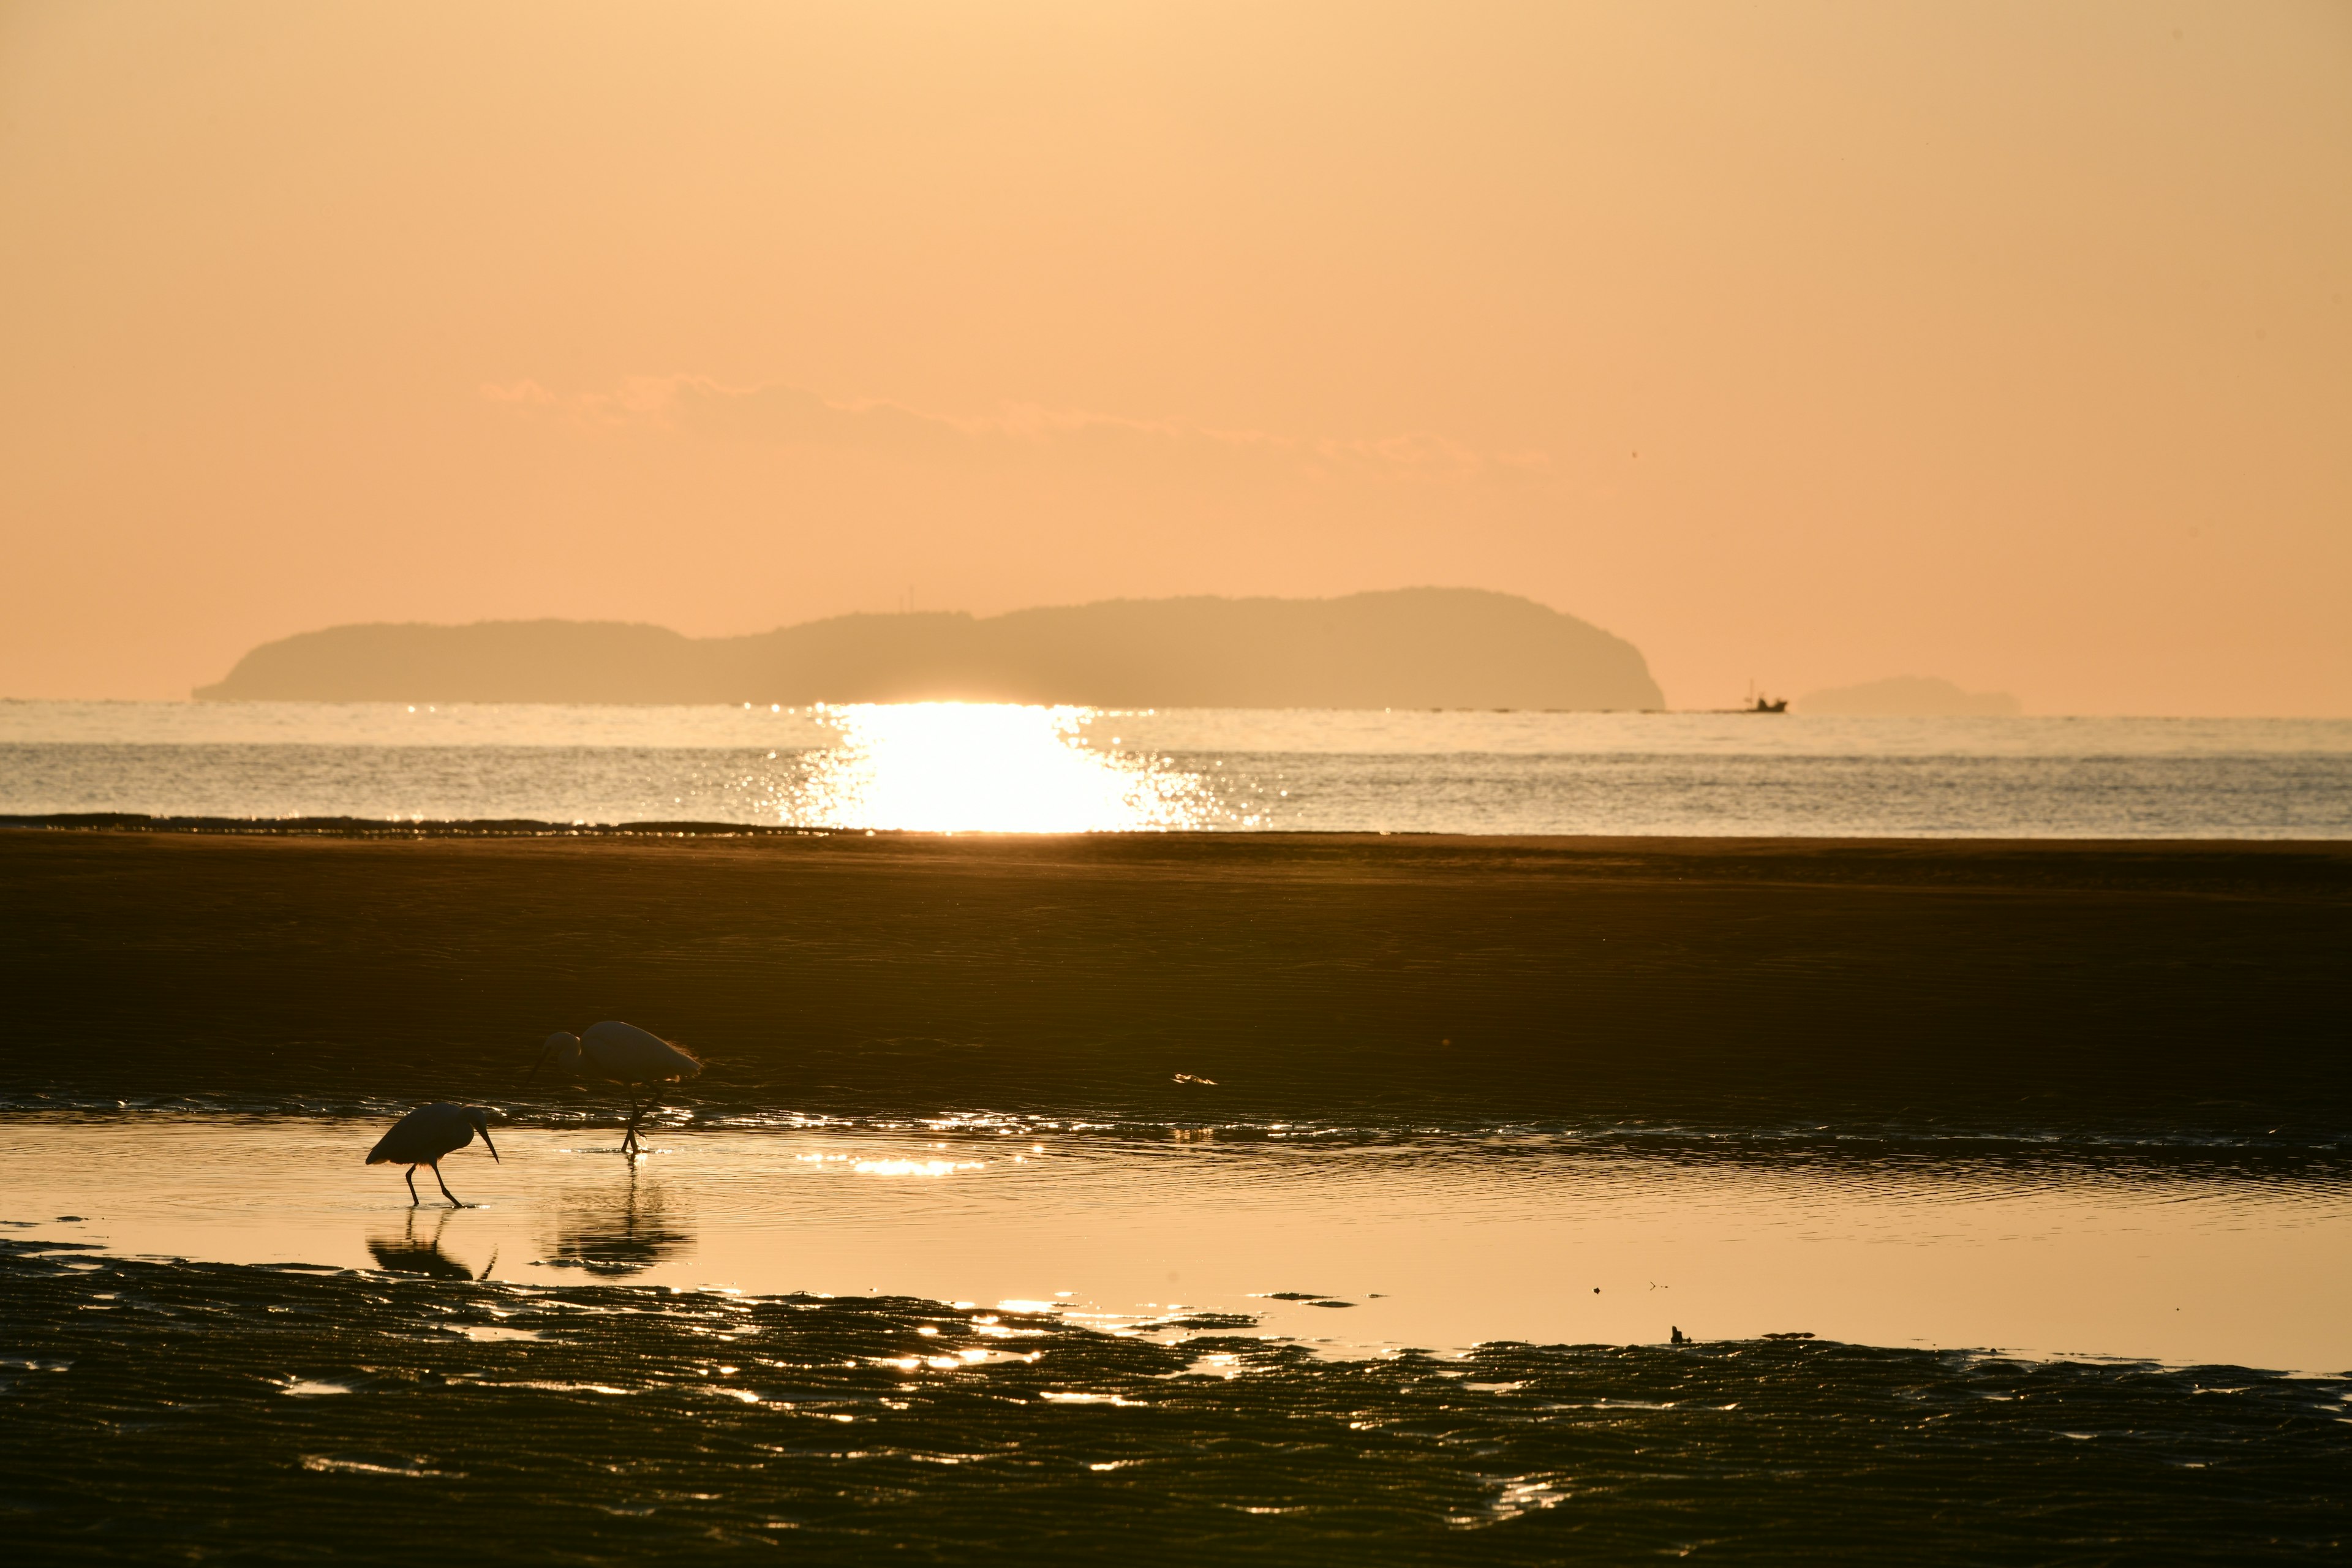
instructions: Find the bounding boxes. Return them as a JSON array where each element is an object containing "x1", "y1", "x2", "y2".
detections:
[
  {"x1": 6, "y1": 825, "x2": 2348, "y2": 1134},
  {"x1": 6, "y1": 824, "x2": 2351, "y2": 1560}
]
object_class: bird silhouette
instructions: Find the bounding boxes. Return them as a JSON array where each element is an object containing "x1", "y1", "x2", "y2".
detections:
[
  {"x1": 525, "y1": 1020, "x2": 704, "y2": 1156},
  {"x1": 367, "y1": 1102, "x2": 500, "y2": 1206}
]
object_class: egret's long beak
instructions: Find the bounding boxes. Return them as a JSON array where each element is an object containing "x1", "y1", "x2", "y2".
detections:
[
  {"x1": 522, "y1": 1040, "x2": 554, "y2": 1089},
  {"x1": 481, "y1": 1125, "x2": 501, "y2": 1163}
]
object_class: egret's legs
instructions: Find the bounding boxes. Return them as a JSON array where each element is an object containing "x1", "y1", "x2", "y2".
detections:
[
  {"x1": 623, "y1": 1088, "x2": 663, "y2": 1158},
  {"x1": 404, "y1": 1166, "x2": 421, "y2": 1205},
  {"x1": 432, "y1": 1162, "x2": 462, "y2": 1207}
]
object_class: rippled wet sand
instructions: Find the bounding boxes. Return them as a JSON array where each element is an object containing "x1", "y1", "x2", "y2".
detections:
[
  {"x1": 7, "y1": 1114, "x2": 2350, "y2": 1374},
  {"x1": 5, "y1": 1239, "x2": 2346, "y2": 1563}
]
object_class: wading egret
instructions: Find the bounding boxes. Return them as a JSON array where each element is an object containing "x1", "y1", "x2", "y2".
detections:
[
  {"x1": 366, "y1": 1102, "x2": 500, "y2": 1206},
  {"x1": 526, "y1": 1020, "x2": 704, "y2": 1155}
]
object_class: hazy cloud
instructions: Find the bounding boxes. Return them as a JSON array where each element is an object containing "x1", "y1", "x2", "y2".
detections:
[{"x1": 480, "y1": 375, "x2": 1551, "y2": 489}]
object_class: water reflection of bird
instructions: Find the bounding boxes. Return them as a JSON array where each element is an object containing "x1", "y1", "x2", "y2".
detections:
[
  {"x1": 547, "y1": 1169, "x2": 692, "y2": 1276},
  {"x1": 367, "y1": 1102, "x2": 501, "y2": 1206},
  {"x1": 525, "y1": 1020, "x2": 704, "y2": 1156},
  {"x1": 366, "y1": 1207, "x2": 495, "y2": 1280}
]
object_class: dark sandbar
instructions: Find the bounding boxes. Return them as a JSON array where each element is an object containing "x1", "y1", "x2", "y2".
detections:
[{"x1": 6, "y1": 823, "x2": 2346, "y2": 1137}]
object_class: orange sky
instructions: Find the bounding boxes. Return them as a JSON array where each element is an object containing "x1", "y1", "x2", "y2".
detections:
[{"x1": 3, "y1": 0, "x2": 2346, "y2": 712}]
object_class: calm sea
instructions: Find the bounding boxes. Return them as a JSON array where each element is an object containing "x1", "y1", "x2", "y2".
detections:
[{"x1": 4, "y1": 700, "x2": 2348, "y2": 835}]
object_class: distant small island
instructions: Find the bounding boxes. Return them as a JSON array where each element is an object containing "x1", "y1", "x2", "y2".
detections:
[
  {"x1": 194, "y1": 589, "x2": 1666, "y2": 710},
  {"x1": 1795, "y1": 676, "x2": 2022, "y2": 717}
]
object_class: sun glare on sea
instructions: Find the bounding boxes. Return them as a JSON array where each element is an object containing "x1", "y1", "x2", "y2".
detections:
[{"x1": 786, "y1": 703, "x2": 1209, "y2": 833}]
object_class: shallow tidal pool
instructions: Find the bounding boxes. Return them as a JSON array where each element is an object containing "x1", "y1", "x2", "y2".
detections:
[{"x1": 6, "y1": 1112, "x2": 2348, "y2": 1374}]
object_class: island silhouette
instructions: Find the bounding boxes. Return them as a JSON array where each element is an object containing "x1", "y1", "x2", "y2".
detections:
[{"x1": 194, "y1": 588, "x2": 1664, "y2": 709}]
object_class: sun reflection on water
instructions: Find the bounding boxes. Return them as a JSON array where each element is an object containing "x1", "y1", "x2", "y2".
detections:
[
  {"x1": 786, "y1": 703, "x2": 1213, "y2": 833},
  {"x1": 855, "y1": 1158, "x2": 984, "y2": 1178}
]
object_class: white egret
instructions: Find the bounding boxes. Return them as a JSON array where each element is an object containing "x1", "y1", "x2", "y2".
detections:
[
  {"x1": 525, "y1": 1020, "x2": 704, "y2": 1156},
  {"x1": 366, "y1": 1102, "x2": 500, "y2": 1206}
]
